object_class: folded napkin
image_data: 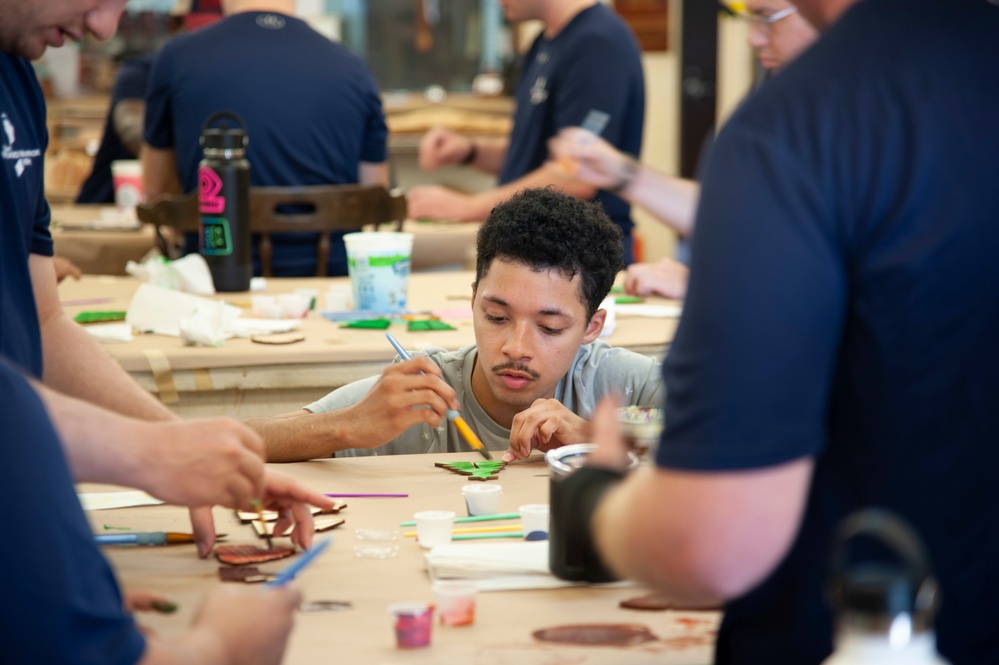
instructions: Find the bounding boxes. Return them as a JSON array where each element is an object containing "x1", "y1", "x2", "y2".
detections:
[{"x1": 424, "y1": 541, "x2": 633, "y2": 592}]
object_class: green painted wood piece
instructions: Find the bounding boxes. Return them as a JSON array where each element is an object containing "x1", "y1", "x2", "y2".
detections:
[
  {"x1": 74, "y1": 311, "x2": 127, "y2": 324},
  {"x1": 341, "y1": 319, "x2": 391, "y2": 330},
  {"x1": 408, "y1": 319, "x2": 457, "y2": 332}
]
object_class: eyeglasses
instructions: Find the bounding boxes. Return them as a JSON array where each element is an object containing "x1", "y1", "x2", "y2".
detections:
[{"x1": 733, "y1": 5, "x2": 799, "y2": 26}]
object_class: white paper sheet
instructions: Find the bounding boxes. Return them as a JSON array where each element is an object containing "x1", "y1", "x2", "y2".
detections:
[
  {"x1": 78, "y1": 490, "x2": 164, "y2": 511},
  {"x1": 424, "y1": 541, "x2": 633, "y2": 592}
]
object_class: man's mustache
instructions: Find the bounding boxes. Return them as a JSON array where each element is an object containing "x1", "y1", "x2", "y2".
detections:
[{"x1": 491, "y1": 362, "x2": 541, "y2": 380}]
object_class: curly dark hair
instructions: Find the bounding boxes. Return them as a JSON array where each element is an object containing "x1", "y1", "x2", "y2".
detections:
[{"x1": 475, "y1": 188, "x2": 623, "y2": 319}]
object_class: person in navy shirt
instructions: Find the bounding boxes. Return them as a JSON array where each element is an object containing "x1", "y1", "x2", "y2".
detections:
[
  {"x1": 408, "y1": 0, "x2": 645, "y2": 264},
  {"x1": 1, "y1": 3, "x2": 330, "y2": 661},
  {"x1": 142, "y1": 0, "x2": 389, "y2": 277},
  {"x1": 76, "y1": 53, "x2": 153, "y2": 204},
  {"x1": 567, "y1": 0, "x2": 999, "y2": 663}
]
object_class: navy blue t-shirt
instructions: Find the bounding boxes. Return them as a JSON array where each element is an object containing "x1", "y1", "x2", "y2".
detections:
[
  {"x1": 0, "y1": 52, "x2": 53, "y2": 378},
  {"x1": 0, "y1": 361, "x2": 145, "y2": 665},
  {"x1": 657, "y1": 1, "x2": 999, "y2": 663},
  {"x1": 145, "y1": 12, "x2": 388, "y2": 276},
  {"x1": 500, "y1": 3, "x2": 644, "y2": 264},
  {"x1": 76, "y1": 54, "x2": 154, "y2": 204}
]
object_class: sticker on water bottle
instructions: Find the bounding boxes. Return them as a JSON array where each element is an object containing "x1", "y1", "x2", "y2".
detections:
[{"x1": 201, "y1": 216, "x2": 233, "y2": 255}]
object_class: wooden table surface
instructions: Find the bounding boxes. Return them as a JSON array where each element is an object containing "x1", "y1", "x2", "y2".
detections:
[
  {"x1": 84, "y1": 452, "x2": 718, "y2": 664},
  {"x1": 58, "y1": 272, "x2": 678, "y2": 419}
]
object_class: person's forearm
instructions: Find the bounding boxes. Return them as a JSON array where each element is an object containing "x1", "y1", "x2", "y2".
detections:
[
  {"x1": 35, "y1": 380, "x2": 158, "y2": 485},
  {"x1": 466, "y1": 136, "x2": 508, "y2": 175},
  {"x1": 593, "y1": 460, "x2": 813, "y2": 604},
  {"x1": 592, "y1": 469, "x2": 726, "y2": 605},
  {"x1": 460, "y1": 162, "x2": 600, "y2": 222},
  {"x1": 41, "y1": 315, "x2": 177, "y2": 421},
  {"x1": 247, "y1": 410, "x2": 358, "y2": 463},
  {"x1": 618, "y1": 168, "x2": 699, "y2": 238}
]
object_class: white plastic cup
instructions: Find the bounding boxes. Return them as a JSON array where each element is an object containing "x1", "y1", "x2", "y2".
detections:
[
  {"x1": 519, "y1": 503, "x2": 550, "y2": 541},
  {"x1": 251, "y1": 295, "x2": 280, "y2": 319},
  {"x1": 110, "y1": 159, "x2": 144, "y2": 211},
  {"x1": 413, "y1": 510, "x2": 455, "y2": 549},
  {"x1": 461, "y1": 484, "x2": 502, "y2": 517},
  {"x1": 277, "y1": 293, "x2": 311, "y2": 318},
  {"x1": 432, "y1": 582, "x2": 477, "y2": 626},
  {"x1": 343, "y1": 232, "x2": 414, "y2": 313}
]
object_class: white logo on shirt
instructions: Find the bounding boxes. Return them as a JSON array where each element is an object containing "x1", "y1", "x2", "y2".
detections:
[
  {"x1": 1, "y1": 112, "x2": 41, "y2": 178},
  {"x1": 530, "y1": 76, "x2": 549, "y2": 105},
  {"x1": 256, "y1": 14, "x2": 286, "y2": 29}
]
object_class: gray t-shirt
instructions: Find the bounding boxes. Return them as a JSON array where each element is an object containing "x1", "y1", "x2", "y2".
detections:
[{"x1": 304, "y1": 341, "x2": 663, "y2": 457}]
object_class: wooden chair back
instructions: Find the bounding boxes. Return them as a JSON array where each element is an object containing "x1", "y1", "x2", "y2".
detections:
[
  {"x1": 250, "y1": 185, "x2": 406, "y2": 277},
  {"x1": 136, "y1": 185, "x2": 407, "y2": 276}
]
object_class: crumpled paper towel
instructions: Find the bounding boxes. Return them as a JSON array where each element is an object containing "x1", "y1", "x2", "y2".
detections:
[
  {"x1": 125, "y1": 254, "x2": 215, "y2": 295},
  {"x1": 127, "y1": 283, "x2": 241, "y2": 339},
  {"x1": 126, "y1": 283, "x2": 301, "y2": 347}
]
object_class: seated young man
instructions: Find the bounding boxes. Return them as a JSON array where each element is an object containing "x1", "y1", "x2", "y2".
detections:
[{"x1": 252, "y1": 188, "x2": 663, "y2": 462}]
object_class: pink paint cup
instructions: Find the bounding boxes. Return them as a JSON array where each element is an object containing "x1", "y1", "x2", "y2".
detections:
[{"x1": 387, "y1": 602, "x2": 434, "y2": 648}]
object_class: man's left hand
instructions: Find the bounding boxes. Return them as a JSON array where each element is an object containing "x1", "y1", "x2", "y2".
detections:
[
  {"x1": 503, "y1": 398, "x2": 592, "y2": 461},
  {"x1": 190, "y1": 470, "x2": 334, "y2": 557}
]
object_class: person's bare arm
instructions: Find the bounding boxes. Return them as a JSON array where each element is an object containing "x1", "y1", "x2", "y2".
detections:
[
  {"x1": 418, "y1": 128, "x2": 508, "y2": 175},
  {"x1": 142, "y1": 143, "x2": 184, "y2": 200},
  {"x1": 32, "y1": 254, "x2": 176, "y2": 421},
  {"x1": 406, "y1": 161, "x2": 598, "y2": 222},
  {"x1": 249, "y1": 356, "x2": 460, "y2": 462},
  {"x1": 589, "y1": 399, "x2": 813, "y2": 605},
  {"x1": 550, "y1": 127, "x2": 699, "y2": 237},
  {"x1": 359, "y1": 161, "x2": 390, "y2": 188},
  {"x1": 113, "y1": 99, "x2": 146, "y2": 157}
]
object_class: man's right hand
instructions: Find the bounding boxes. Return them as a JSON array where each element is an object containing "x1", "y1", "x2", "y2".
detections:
[
  {"x1": 624, "y1": 258, "x2": 690, "y2": 300},
  {"x1": 419, "y1": 127, "x2": 473, "y2": 171},
  {"x1": 337, "y1": 356, "x2": 460, "y2": 449},
  {"x1": 176, "y1": 585, "x2": 301, "y2": 665},
  {"x1": 134, "y1": 417, "x2": 267, "y2": 509}
]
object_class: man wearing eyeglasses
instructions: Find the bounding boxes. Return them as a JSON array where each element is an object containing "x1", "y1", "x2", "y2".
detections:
[
  {"x1": 564, "y1": 0, "x2": 999, "y2": 663},
  {"x1": 548, "y1": 0, "x2": 818, "y2": 301}
]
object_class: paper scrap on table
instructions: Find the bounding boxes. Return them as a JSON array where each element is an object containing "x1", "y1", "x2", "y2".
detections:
[
  {"x1": 615, "y1": 303, "x2": 683, "y2": 318},
  {"x1": 127, "y1": 283, "x2": 242, "y2": 338},
  {"x1": 79, "y1": 490, "x2": 164, "y2": 511},
  {"x1": 424, "y1": 541, "x2": 633, "y2": 592},
  {"x1": 82, "y1": 322, "x2": 134, "y2": 343},
  {"x1": 126, "y1": 254, "x2": 216, "y2": 295}
]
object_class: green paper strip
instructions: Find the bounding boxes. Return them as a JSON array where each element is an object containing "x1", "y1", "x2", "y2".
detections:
[
  {"x1": 614, "y1": 295, "x2": 644, "y2": 304},
  {"x1": 400, "y1": 512, "x2": 520, "y2": 527},
  {"x1": 452, "y1": 532, "x2": 524, "y2": 540},
  {"x1": 342, "y1": 319, "x2": 391, "y2": 330},
  {"x1": 74, "y1": 311, "x2": 127, "y2": 324}
]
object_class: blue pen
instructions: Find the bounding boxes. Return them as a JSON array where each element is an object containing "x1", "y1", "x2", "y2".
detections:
[
  {"x1": 266, "y1": 538, "x2": 332, "y2": 587},
  {"x1": 385, "y1": 332, "x2": 493, "y2": 460}
]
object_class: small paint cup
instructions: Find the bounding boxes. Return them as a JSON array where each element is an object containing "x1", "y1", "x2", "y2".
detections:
[
  {"x1": 251, "y1": 295, "x2": 281, "y2": 319},
  {"x1": 432, "y1": 582, "x2": 477, "y2": 626},
  {"x1": 414, "y1": 510, "x2": 455, "y2": 549},
  {"x1": 387, "y1": 602, "x2": 433, "y2": 648},
  {"x1": 519, "y1": 503, "x2": 550, "y2": 541},
  {"x1": 277, "y1": 293, "x2": 311, "y2": 318},
  {"x1": 461, "y1": 484, "x2": 502, "y2": 516}
]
